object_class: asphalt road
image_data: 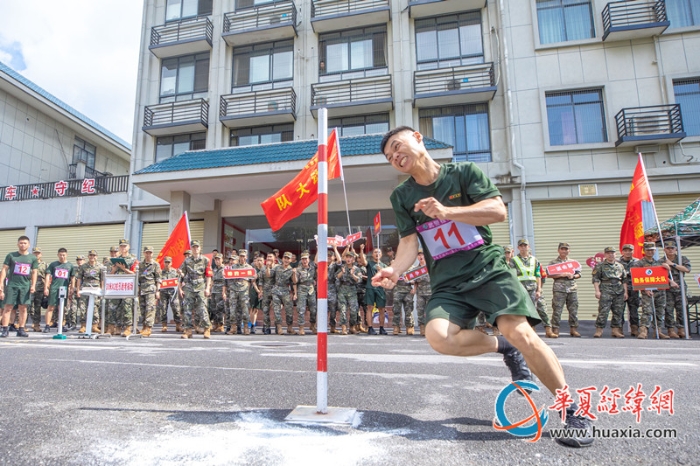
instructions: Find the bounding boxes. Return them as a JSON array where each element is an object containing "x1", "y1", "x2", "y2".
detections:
[{"x1": 1, "y1": 321, "x2": 698, "y2": 466}]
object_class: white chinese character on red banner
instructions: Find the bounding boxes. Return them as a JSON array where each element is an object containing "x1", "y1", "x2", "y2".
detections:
[
  {"x1": 54, "y1": 180, "x2": 68, "y2": 196},
  {"x1": 4, "y1": 185, "x2": 17, "y2": 200},
  {"x1": 81, "y1": 178, "x2": 96, "y2": 194}
]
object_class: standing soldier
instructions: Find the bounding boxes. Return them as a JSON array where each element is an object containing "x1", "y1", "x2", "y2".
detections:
[
  {"x1": 179, "y1": 240, "x2": 213, "y2": 339},
  {"x1": 662, "y1": 243, "x2": 691, "y2": 339},
  {"x1": 355, "y1": 258, "x2": 369, "y2": 333},
  {"x1": 225, "y1": 249, "x2": 255, "y2": 335},
  {"x1": 259, "y1": 253, "x2": 277, "y2": 334},
  {"x1": 75, "y1": 250, "x2": 105, "y2": 334},
  {"x1": 510, "y1": 239, "x2": 554, "y2": 338},
  {"x1": 618, "y1": 244, "x2": 640, "y2": 336},
  {"x1": 296, "y1": 252, "x2": 317, "y2": 335},
  {"x1": 271, "y1": 252, "x2": 297, "y2": 335},
  {"x1": 103, "y1": 246, "x2": 118, "y2": 269},
  {"x1": 30, "y1": 247, "x2": 47, "y2": 332},
  {"x1": 631, "y1": 242, "x2": 670, "y2": 339},
  {"x1": 0, "y1": 236, "x2": 39, "y2": 338},
  {"x1": 327, "y1": 246, "x2": 342, "y2": 333},
  {"x1": 548, "y1": 243, "x2": 582, "y2": 338},
  {"x1": 391, "y1": 269, "x2": 415, "y2": 336},
  {"x1": 592, "y1": 247, "x2": 628, "y2": 338},
  {"x1": 209, "y1": 254, "x2": 227, "y2": 333},
  {"x1": 414, "y1": 250, "x2": 432, "y2": 336},
  {"x1": 337, "y1": 250, "x2": 362, "y2": 334},
  {"x1": 43, "y1": 248, "x2": 75, "y2": 333},
  {"x1": 359, "y1": 244, "x2": 388, "y2": 335},
  {"x1": 157, "y1": 256, "x2": 182, "y2": 333},
  {"x1": 66, "y1": 255, "x2": 86, "y2": 330},
  {"x1": 249, "y1": 254, "x2": 264, "y2": 334},
  {"x1": 138, "y1": 246, "x2": 161, "y2": 337},
  {"x1": 108, "y1": 239, "x2": 138, "y2": 337}
]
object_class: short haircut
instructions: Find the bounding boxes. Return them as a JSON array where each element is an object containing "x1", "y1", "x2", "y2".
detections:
[
  {"x1": 18, "y1": 235, "x2": 30, "y2": 242},
  {"x1": 58, "y1": 248, "x2": 68, "y2": 253},
  {"x1": 380, "y1": 126, "x2": 416, "y2": 155}
]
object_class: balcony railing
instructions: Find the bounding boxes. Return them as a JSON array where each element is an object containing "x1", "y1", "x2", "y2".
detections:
[
  {"x1": 69, "y1": 164, "x2": 107, "y2": 180},
  {"x1": 312, "y1": 0, "x2": 388, "y2": 17},
  {"x1": 220, "y1": 88, "x2": 297, "y2": 128},
  {"x1": 602, "y1": 0, "x2": 669, "y2": 41},
  {"x1": 223, "y1": 0, "x2": 297, "y2": 46},
  {"x1": 311, "y1": 75, "x2": 392, "y2": 116},
  {"x1": 614, "y1": 104, "x2": 686, "y2": 147},
  {"x1": 143, "y1": 99, "x2": 209, "y2": 136},
  {"x1": 311, "y1": 0, "x2": 390, "y2": 32},
  {"x1": 149, "y1": 17, "x2": 213, "y2": 57},
  {"x1": 408, "y1": 0, "x2": 485, "y2": 18},
  {"x1": 0, "y1": 176, "x2": 129, "y2": 202},
  {"x1": 413, "y1": 63, "x2": 496, "y2": 106}
]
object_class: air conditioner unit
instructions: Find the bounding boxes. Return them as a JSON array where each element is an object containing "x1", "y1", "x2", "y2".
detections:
[
  {"x1": 446, "y1": 79, "x2": 461, "y2": 91},
  {"x1": 270, "y1": 14, "x2": 282, "y2": 24}
]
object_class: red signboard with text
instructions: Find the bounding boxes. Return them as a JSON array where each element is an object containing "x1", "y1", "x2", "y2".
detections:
[
  {"x1": 546, "y1": 260, "x2": 582, "y2": 276},
  {"x1": 630, "y1": 266, "x2": 670, "y2": 290},
  {"x1": 223, "y1": 268, "x2": 257, "y2": 279},
  {"x1": 160, "y1": 278, "x2": 178, "y2": 289}
]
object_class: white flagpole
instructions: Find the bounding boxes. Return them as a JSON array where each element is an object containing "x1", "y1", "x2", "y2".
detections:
[
  {"x1": 335, "y1": 128, "x2": 352, "y2": 235},
  {"x1": 638, "y1": 153, "x2": 665, "y2": 250}
]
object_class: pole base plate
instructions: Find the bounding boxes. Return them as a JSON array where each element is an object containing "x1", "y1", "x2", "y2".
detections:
[{"x1": 285, "y1": 406, "x2": 357, "y2": 426}]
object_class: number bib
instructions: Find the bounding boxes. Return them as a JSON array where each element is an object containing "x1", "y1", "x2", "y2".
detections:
[
  {"x1": 14, "y1": 263, "x2": 31, "y2": 276},
  {"x1": 54, "y1": 268, "x2": 69, "y2": 280},
  {"x1": 417, "y1": 219, "x2": 484, "y2": 260}
]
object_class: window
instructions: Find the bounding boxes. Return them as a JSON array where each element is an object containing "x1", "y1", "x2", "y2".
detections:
[
  {"x1": 155, "y1": 133, "x2": 206, "y2": 163},
  {"x1": 319, "y1": 26, "x2": 387, "y2": 78},
  {"x1": 166, "y1": 0, "x2": 212, "y2": 21},
  {"x1": 536, "y1": 0, "x2": 595, "y2": 44},
  {"x1": 674, "y1": 78, "x2": 700, "y2": 136},
  {"x1": 236, "y1": 0, "x2": 275, "y2": 9},
  {"x1": 232, "y1": 41, "x2": 293, "y2": 90},
  {"x1": 230, "y1": 124, "x2": 294, "y2": 147},
  {"x1": 419, "y1": 105, "x2": 491, "y2": 163},
  {"x1": 546, "y1": 89, "x2": 607, "y2": 145},
  {"x1": 329, "y1": 114, "x2": 389, "y2": 136},
  {"x1": 160, "y1": 53, "x2": 210, "y2": 103},
  {"x1": 666, "y1": 0, "x2": 700, "y2": 27},
  {"x1": 73, "y1": 137, "x2": 96, "y2": 169},
  {"x1": 415, "y1": 13, "x2": 484, "y2": 71}
]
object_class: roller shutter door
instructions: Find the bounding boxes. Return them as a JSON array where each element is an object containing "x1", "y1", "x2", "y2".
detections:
[
  {"x1": 532, "y1": 194, "x2": 700, "y2": 320},
  {"x1": 36, "y1": 224, "x2": 125, "y2": 261},
  {"x1": 0, "y1": 229, "x2": 26, "y2": 258},
  {"x1": 489, "y1": 213, "x2": 511, "y2": 249},
  {"x1": 141, "y1": 220, "x2": 204, "y2": 258}
]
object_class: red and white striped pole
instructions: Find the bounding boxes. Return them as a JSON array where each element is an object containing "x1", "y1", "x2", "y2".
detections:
[{"x1": 316, "y1": 108, "x2": 329, "y2": 413}]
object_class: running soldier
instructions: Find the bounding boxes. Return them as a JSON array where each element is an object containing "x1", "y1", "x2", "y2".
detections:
[
  {"x1": 391, "y1": 268, "x2": 415, "y2": 335},
  {"x1": 158, "y1": 256, "x2": 182, "y2": 332},
  {"x1": 209, "y1": 254, "x2": 227, "y2": 332},
  {"x1": 108, "y1": 239, "x2": 138, "y2": 337},
  {"x1": 271, "y1": 252, "x2": 297, "y2": 335},
  {"x1": 592, "y1": 247, "x2": 628, "y2": 338},
  {"x1": 662, "y1": 243, "x2": 690, "y2": 339},
  {"x1": 138, "y1": 246, "x2": 161, "y2": 337},
  {"x1": 0, "y1": 236, "x2": 38, "y2": 338},
  {"x1": 618, "y1": 244, "x2": 640, "y2": 336},
  {"x1": 259, "y1": 253, "x2": 277, "y2": 334},
  {"x1": 29, "y1": 247, "x2": 47, "y2": 332},
  {"x1": 631, "y1": 242, "x2": 670, "y2": 339},
  {"x1": 337, "y1": 250, "x2": 362, "y2": 334},
  {"x1": 296, "y1": 252, "x2": 317, "y2": 335},
  {"x1": 548, "y1": 243, "x2": 582, "y2": 337},
  {"x1": 414, "y1": 250, "x2": 431, "y2": 336},
  {"x1": 225, "y1": 249, "x2": 255, "y2": 335},
  {"x1": 359, "y1": 244, "x2": 388, "y2": 335},
  {"x1": 179, "y1": 240, "x2": 213, "y2": 339},
  {"x1": 43, "y1": 248, "x2": 75, "y2": 333},
  {"x1": 75, "y1": 250, "x2": 105, "y2": 334},
  {"x1": 510, "y1": 239, "x2": 554, "y2": 338}
]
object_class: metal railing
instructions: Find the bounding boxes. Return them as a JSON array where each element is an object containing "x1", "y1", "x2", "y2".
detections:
[
  {"x1": 414, "y1": 63, "x2": 495, "y2": 96},
  {"x1": 0, "y1": 175, "x2": 129, "y2": 202},
  {"x1": 311, "y1": 0, "x2": 389, "y2": 17},
  {"x1": 150, "y1": 16, "x2": 213, "y2": 47},
  {"x1": 143, "y1": 99, "x2": 209, "y2": 129},
  {"x1": 311, "y1": 75, "x2": 392, "y2": 107},
  {"x1": 224, "y1": 0, "x2": 297, "y2": 34},
  {"x1": 615, "y1": 104, "x2": 684, "y2": 139},
  {"x1": 220, "y1": 88, "x2": 297, "y2": 119},
  {"x1": 603, "y1": 0, "x2": 667, "y2": 34},
  {"x1": 68, "y1": 164, "x2": 106, "y2": 180}
]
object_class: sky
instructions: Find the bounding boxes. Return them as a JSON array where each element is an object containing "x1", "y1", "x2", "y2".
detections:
[{"x1": 0, "y1": 1, "x2": 144, "y2": 144}]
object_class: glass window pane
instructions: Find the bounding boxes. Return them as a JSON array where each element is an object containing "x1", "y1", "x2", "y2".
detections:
[
  {"x1": 466, "y1": 113, "x2": 490, "y2": 151},
  {"x1": 160, "y1": 60, "x2": 178, "y2": 96},
  {"x1": 459, "y1": 23, "x2": 483, "y2": 58},
  {"x1": 433, "y1": 116, "x2": 455, "y2": 147},
  {"x1": 675, "y1": 80, "x2": 700, "y2": 135},
  {"x1": 416, "y1": 30, "x2": 437, "y2": 62},
  {"x1": 366, "y1": 122, "x2": 389, "y2": 134},
  {"x1": 437, "y1": 27, "x2": 460, "y2": 59},
  {"x1": 538, "y1": 7, "x2": 566, "y2": 44},
  {"x1": 260, "y1": 133, "x2": 282, "y2": 144},
  {"x1": 182, "y1": 0, "x2": 197, "y2": 17},
  {"x1": 173, "y1": 141, "x2": 191, "y2": 157},
  {"x1": 249, "y1": 54, "x2": 270, "y2": 83},
  {"x1": 666, "y1": 0, "x2": 694, "y2": 27},
  {"x1": 177, "y1": 59, "x2": 195, "y2": 94},
  {"x1": 194, "y1": 58, "x2": 209, "y2": 92},
  {"x1": 198, "y1": 0, "x2": 213, "y2": 15},
  {"x1": 166, "y1": 0, "x2": 181, "y2": 21},
  {"x1": 454, "y1": 115, "x2": 467, "y2": 154},
  {"x1": 564, "y1": 4, "x2": 594, "y2": 41},
  {"x1": 273, "y1": 50, "x2": 293, "y2": 81},
  {"x1": 233, "y1": 55, "x2": 250, "y2": 87},
  {"x1": 327, "y1": 43, "x2": 348, "y2": 73},
  {"x1": 575, "y1": 102, "x2": 605, "y2": 143},
  {"x1": 342, "y1": 125, "x2": 366, "y2": 137},
  {"x1": 350, "y1": 39, "x2": 372, "y2": 69},
  {"x1": 238, "y1": 135, "x2": 258, "y2": 146},
  {"x1": 547, "y1": 105, "x2": 575, "y2": 145}
]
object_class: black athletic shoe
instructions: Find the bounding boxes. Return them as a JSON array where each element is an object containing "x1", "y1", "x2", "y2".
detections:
[
  {"x1": 379, "y1": 327, "x2": 388, "y2": 335},
  {"x1": 556, "y1": 407, "x2": 594, "y2": 448},
  {"x1": 0, "y1": 327, "x2": 9, "y2": 338},
  {"x1": 236, "y1": 325, "x2": 242, "y2": 335},
  {"x1": 51, "y1": 322, "x2": 58, "y2": 328},
  {"x1": 42, "y1": 325, "x2": 51, "y2": 333},
  {"x1": 502, "y1": 347, "x2": 533, "y2": 386},
  {"x1": 16, "y1": 327, "x2": 29, "y2": 337},
  {"x1": 368, "y1": 327, "x2": 377, "y2": 335}
]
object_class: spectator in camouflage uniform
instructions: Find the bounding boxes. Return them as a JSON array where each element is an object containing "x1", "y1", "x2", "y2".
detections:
[
  {"x1": 337, "y1": 250, "x2": 362, "y2": 334},
  {"x1": 108, "y1": 239, "x2": 138, "y2": 337},
  {"x1": 510, "y1": 239, "x2": 554, "y2": 338},
  {"x1": 271, "y1": 252, "x2": 297, "y2": 335},
  {"x1": 209, "y1": 254, "x2": 227, "y2": 332},
  {"x1": 414, "y1": 250, "x2": 431, "y2": 336},
  {"x1": 75, "y1": 250, "x2": 105, "y2": 334},
  {"x1": 249, "y1": 255, "x2": 263, "y2": 334},
  {"x1": 617, "y1": 243, "x2": 640, "y2": 336},
  {"x1": 138, "y1": 246, "x2": 161, "y2": 337},
  {"x1": 631, "y1": 242, "x2": 670, "y2": 340},
  {"x1": 359, "y1": 244, "x2": 388, "y2": 335},
  {"x1": 548, "y1": 243, "x2": 582, "y2": 337},
  {"x1": 29, "y1": 247, "x2": 47, "y2": 332},
  {"x1": 327, "y1": 246, "x2": 341, "y2": 333},
  {"x1": 592, "y1": 247, "x2": 628, "y2": 338},
  {"x1": 259, "y1": 253, "x2": 277, "y2": 334},
  {"x1": 225, "y1": 249, "x2": 255, "y2": 335},
  {"x1": 662, "y1": 243, "x2": 691, "y2": 339},
  {"x1": 64, "y1": 255, "x2": 85, "y2": 330},
  {"x1": 157, "y1": 256, "x2": 182, "y2": 333},
  {"x1": 381, "y1": 247, "x2": 395, "y2": 318},
  {"x1": 391, "y1": 268, "x2": 415, "y2": 335},
  {"x1": 355, "y1": 260, "x2": 368, "y2": 333},
  {"x1": 179, "y1": 240, "x2": 212, "y2": 339},
  {"x1": 296, "y1": 252, "x2": 317, "y2": 335}
]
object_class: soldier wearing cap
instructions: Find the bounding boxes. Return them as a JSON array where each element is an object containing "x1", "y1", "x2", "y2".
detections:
[
  {"x1": 327, "y1": 245, "x2": 342, "y2": 333},
  {"x1": 157, "y1": 256, "x2": 183, "y2": 333},
  {"x1": 249, "y1": 254, "x2": 264, "y2": 334},
  {"x1": 510, "y1": 239, "x2": 554, "y2": 338},
  {"x1": 138, "y1": 246, "x2": 161, "y2": 337},
  {"x1": 617, "y1": 243, "x2": 640, "y2": 336},
  {"x1": 225, "y1": 249, "x2": 256, "y2": 335},
  {"x1": 179, "y1": 240, "x2": 213, "y2": 339},
  {"x1": 103, "y1": 246, "x2": 118, "y2": 268},
  {"x1": 413, "y1": 249, "x2": 431, "y2": 336},
  {"x1": 270, "y1": 251, "x2": 298, "y2": 335},
  {"x1": 337, "y1": 250, "x2": 362, "y2": 334},
  {"x1": 208, "y1": 253, "x2": 227, "y2": 333},
  {"x1": 75, "y1": 249, "x2": 105, "y2": 334},
  {"x1": 295, "y1": 251, "x2": 317, "y2": 335},
  {"x1": 259, "y1": 252, "x2": 278, "y2": 334},
  {"x1": 548, "y1": 242, "x2": 582, "y2": 337},
  {"x1": 106, "y1": 238, "x2": 138, "y2": 337},
  {"x1": 391, "y1": 255, "x2": 415, "y2": 336},
  {"x1": 29, "y1": 247, "x2": 47, "y2": 332},
  {"x1": 66, "y1": 255, "x2": 86, "y2": 330},
  {"x1": 592, "y1": 247, "x2": 628, "y2": 338},
  {"x1": 631, "y1": 242, "x2": 670, "y2": 339},
  {"x1": 662, "y1": 243, "x2": 691, "y2": 339},
  {"x1": 358, "y1": 243, "x2": 389, "y2": 335}
]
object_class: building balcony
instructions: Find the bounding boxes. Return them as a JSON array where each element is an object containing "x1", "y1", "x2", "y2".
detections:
[
  {"x1": 310, "y1": 0, "x2": 390, "y2": 33},
  {"x1": 413, "y1": 63, "x2": 496, "y2": 108},
  {"x1": 149, "y1": 17, "x2": 213, "y2": 59},
  {"x1": 602, "y1": 0, "x2": 669, "y2": 42},
  {"x1": 614, "y1": 104, "x2": 685, "y2": 147},
  {"x1": 222, "y1": 1, "x2": 297, "y2": 47},
  {"x1": 408, "y1": 0, "x2": 485, "y2": 18},
  {"x1": 310, "y1": 74, "x2": 393, "y2": 118},
  {"x1": 143, "y1": 99, "x2": 209, "y2": 136},
  {"x1": 220, "y1": 87, "x2": 297, "y2": 128}
]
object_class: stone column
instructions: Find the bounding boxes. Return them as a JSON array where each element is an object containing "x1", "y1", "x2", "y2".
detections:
[
  {"x1": 169, "y1": 191, "x2": 191, "y2": 232},
  {"x1": 202, "y1": 199, "x2": 222, "y2": 252}
]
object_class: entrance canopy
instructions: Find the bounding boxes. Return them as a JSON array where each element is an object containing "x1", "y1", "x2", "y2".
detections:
[{"x1": 645, "y1": 198, "x2": 700, "y2": 249}]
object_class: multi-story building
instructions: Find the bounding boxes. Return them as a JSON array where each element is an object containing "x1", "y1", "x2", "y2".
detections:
[
  {"x1": 0, "y1": 62, "x2": 131, "y2": 258},
  {"x1": 129, "y1": 0, "x2": 700, "y2": 317}
]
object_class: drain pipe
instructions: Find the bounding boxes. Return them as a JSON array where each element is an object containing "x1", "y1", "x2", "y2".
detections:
[{"x1": 496, "y1": 0, "x2": 528, "y2": 242}]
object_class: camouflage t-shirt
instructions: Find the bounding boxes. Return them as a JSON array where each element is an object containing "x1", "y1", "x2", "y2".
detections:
[
  {"x1": 179, "y1": 255, "x2": 211, "y2": 292},
  {"x1": 139, "y1": 260, "x2": 161, "y2": 295},
  {"x1": 76, "y1": 262, "x2": 104, "y2": 288}
]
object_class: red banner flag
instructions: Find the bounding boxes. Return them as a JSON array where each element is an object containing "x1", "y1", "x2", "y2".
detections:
[
  {"x1": 261, "y1": 129, "x2": 342, "y2": 231},
  {"x1": 619, "y1": 154, "x2": 651, "y2": 258},
  {"x1": 373, "y1": 212, "x2": 382, "y2": 236},
  {"x1": 156, "y1": 212, "x2": 191, "y2": 270}
]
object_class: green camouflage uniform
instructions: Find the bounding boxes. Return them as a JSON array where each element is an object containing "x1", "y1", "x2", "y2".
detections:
[
  {"x1": 226, "y1": 264, "x2": 254, "y2": 329},
  {"x1": 414, "y1": 272, "x2": 432, "y2": 326},
  {"x1": 356, "y1": 265, "x2": 367, "y2": 326},
  {"x1": 337, "y1": 263, "x2": 361, "y2": 326},
  {"x1": 548, "y1": 257, "x2": 580, "y2": 329},
  {"x1": 209, "y1": 264, "x2": 226, "y2": 327},
  {"x1": 665, "y1": 254, "x2": 691, "y2": 329},
  {"x1": 592, "y1": 260, "x2": 627, "y2": 329},
  {"x1": 157, "y1": 268, "x2": 182, "y2": 326},
  {"x1": 510, "y1": 255, "x2": 551, "y2": 327},
  {"x1": 108, "y1": 255, "x2": 138, "y2": 327},
  {"x1": 30, "y1": 260, "x2": 47, "y2": 326},
  {"x1": 296, "y1": 264, "x2": 316, "y2": 327},
  {"x1": 259, "y1": 265, "x2": 276, "y2": 329},
  {"x1": 327, "y1": 262, "x2": 339, "y2": 328},
  {"x1": 138, "y1": 260, "x2": 161, "y2": 327},
  {"x1": 392, "y1": 277, "x2": 415, "y2": 328},
  {"x1": 271, "y1": 264, "x2": 295, "y2": 326},
  {"x1": 179, "y1": 255, "x2": 212, "y2": 330},
  {"x1": 618, "y1": 256, "x2": 640, "y2": 328},
  {"x1": 76, "y1": 262, "x2": 105, "y2": 325},
  {"x1": 631, "y1": 257, "x2": 666, "y2": 329}
]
